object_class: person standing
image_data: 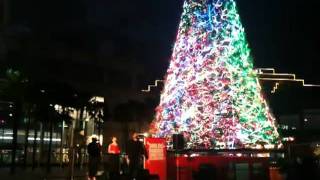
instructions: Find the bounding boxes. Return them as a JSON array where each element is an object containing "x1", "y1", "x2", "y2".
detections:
[
  {"x1": 87, "y1": 137, "x2": 101, "y2": 180},
  {"x1": 108, "y1": 137, "x2": 120, "y2": 154},
  {"x1": 126, "y1": 132, "x2": 148, "y2": 179},
  {"x1": 107, "y1": 136, "x2": 121, "y2": 179}
]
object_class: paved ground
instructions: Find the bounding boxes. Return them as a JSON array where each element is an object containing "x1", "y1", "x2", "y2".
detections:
[
  {"x1": 0, "y1": 167, "x2": 155, "y2": 180},
  {"x1": 0, "y1": 167, "x2": 298, "y2": 180},
  {"x1": 0, "y1": 167, "x2": 89, "y2": 180}
]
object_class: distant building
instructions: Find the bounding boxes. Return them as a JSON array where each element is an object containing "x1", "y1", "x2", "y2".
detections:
[
  {"x1": 0, "y1": 95, "x2": 105, "y2": 165},
  {"x1": 278, "y1": 109, "x2": 320, "y2": 136}
]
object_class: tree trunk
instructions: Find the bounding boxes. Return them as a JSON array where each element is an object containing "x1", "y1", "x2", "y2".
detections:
[
  {"x1": 23, "y1": 109, "x2": 31, "y2": 168},
  {"x1": 32, "y1": 125, "x2": 38, "y2": 170},
  {"x1": 82, "y1": 111, "x2": 88, "y2": 169},
  {"x1": 10, "y1": 115, "x2": 18, "y2": 174},
  {"x1": 46, "y1": 118, "x2": 53, "y2": 173},
  {"x1": 10, "y1": 101, "x2": 21, "y2": 174},
  {"x1": 38, "y1": 122, "x2": 45, "y2": 167},
  {"x1": 60, "y1": 120, "x2": 64, "y2": 167},
  {"x1": 98, "y1": 121, "x2": 101, "y2": 138},
  {"x1": 123, "y1": 122, "x2": 129, "y2": 151},
  {"x1": 79, "y1": 108, "x2": 84, "y2": 168},
  {"x1": 68, "y1": 118, "x2": 76, "y2": 179}
]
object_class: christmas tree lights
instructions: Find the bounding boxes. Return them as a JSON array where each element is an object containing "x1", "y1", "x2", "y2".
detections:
[{"x1": 150, "y1": 0, "x2": 281, "y2": 149}]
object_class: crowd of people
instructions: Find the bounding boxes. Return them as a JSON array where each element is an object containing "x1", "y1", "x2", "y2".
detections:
[{"x1": 87, "y1": 132, "x2": 148, "y2": 180}]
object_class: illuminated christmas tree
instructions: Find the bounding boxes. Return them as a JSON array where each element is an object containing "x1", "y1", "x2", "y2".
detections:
[{"x1": 150, "y1": 0, "x2": 281, "y2": 149}]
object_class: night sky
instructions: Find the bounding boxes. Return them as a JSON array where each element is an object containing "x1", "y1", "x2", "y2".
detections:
[{"x1": 3, "y1": 0, "x2": 319, "y2": 95}]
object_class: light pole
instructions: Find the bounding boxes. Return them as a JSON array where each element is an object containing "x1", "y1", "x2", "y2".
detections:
[
  {"x1": 0, "y1": 120, "x2": 4, "y2": 143},
  {"x1": 0, "y1": 119, "x2": 5, "y2": 163}
]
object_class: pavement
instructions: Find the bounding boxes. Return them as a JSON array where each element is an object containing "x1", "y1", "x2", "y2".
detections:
[{"x1": 0, "y1": 167, "x2": 89, "y2": 180}]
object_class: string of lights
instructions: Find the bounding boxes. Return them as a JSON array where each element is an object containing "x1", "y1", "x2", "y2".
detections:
[
  {"x1": 143, "y1": 68, "x2": 320, "y2": 94},
  {"x1": 141, "y1": 80, "x2": 164, "y2": 93}
]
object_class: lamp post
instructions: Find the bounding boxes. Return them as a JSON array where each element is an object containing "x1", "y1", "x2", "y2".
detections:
[
  {"x1": 0, "y1": 119, "x2": 5, "y2": 163},
  {"x1": 0, "y1": 120, "x2": 4, "y2": 143}
]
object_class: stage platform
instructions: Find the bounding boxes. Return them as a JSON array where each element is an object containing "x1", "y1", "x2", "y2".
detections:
[{"x1": 166, "y1": 149, "x2": 285, "y2": 180}]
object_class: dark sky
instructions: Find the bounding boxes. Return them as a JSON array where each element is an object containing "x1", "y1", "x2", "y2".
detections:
[{"x1": 4, "y1": 0, "x2": 320, "y2": 92}]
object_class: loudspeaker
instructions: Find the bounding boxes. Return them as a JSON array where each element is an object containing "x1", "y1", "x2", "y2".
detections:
[{"x1": 172, "y1": 134, "x2": 184, "y2": 150}]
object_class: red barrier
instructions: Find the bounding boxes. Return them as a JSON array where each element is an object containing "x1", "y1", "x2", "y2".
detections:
[
  {"x1": 270, "y1": 167, "x2": 285, "y2": 180},
  {"x1": 145, "y1": 138, "x2": 167, "y2": 180},
  {"x1": 167, "y1": 153, "x2": 270, "y2": 180}
]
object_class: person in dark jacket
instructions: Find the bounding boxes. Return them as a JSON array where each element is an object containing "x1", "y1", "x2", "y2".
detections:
[
  {"x1": 87, "y1": 137, "x2": 101, "y2": 180},
  {"x1": 126, "y1": 132, "x2": 148, "y2": 179}
]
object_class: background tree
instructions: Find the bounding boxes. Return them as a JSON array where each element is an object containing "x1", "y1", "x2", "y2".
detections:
[
  {"x1": 113, "y1": 100, "x2": 154, "y2": 148},
  {"x1": 87, "y1": 100, "x2": 105, "y2": 138},
  {"x1": 0, "y1": 69, "x2": 28, "y2": 173}
]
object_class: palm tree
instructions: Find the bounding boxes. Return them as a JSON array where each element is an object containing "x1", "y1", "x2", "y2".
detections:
[
  {"x1": 29, "y1": 101, "x2": 57, "y2": 173},
  {"x1": 31, "y1": 115, "x2": 38, "y2": 170},
  {"x1": 46, "y1": 106, "x2": 64, "y2": 173},
  {"x1": 0, "y1": 69, "x2": 28, "y2": 173},
  {"x1": 57, "y1": 107, "x2": 72, "y2": 167},
  {"x1": 22, "y1": 103, "x2": 33, "y2": 168},
  {"x1": 87, "y1": 100, "x2": 105, "y2": 138},
  {"x1": 34, "y1": 82, "x2": 76, "y2": 173},
  {"x1": 46, "y1": 105, "x2": 72, "y2": 173},
  {"x1": 113, "y1": 100, "x2": 155, "y2": 148},
  {"x1": 31, "y1": 102, "x2": 46, "y2": 168}
]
